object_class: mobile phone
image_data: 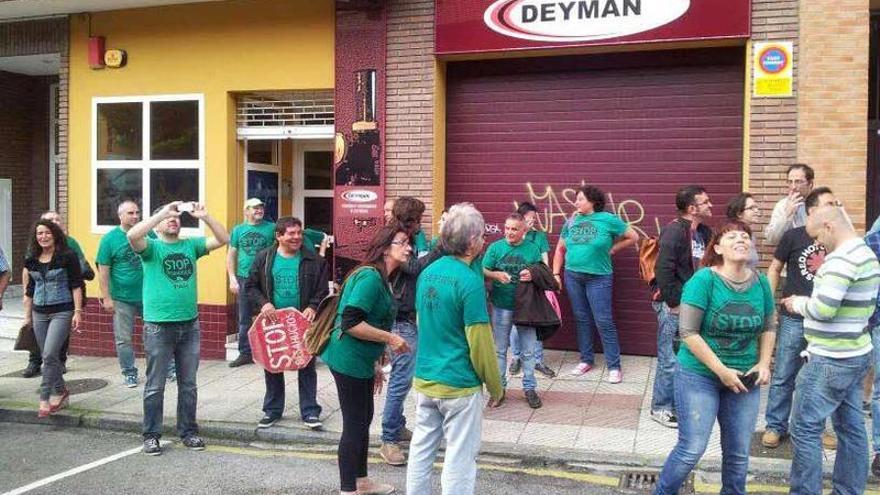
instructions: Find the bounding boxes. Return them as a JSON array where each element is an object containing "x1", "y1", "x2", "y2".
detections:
[
  {"x1": 740, "y1": 371, "x2": 758, "y2": 390},
  {"x1": 177, "y1": 202, "x2": 195, "y2": 212}
]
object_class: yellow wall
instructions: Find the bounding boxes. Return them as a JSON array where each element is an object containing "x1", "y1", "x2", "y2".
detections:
[{"x1": 68, "y1": 0, "x2": 334, "y2": 304}]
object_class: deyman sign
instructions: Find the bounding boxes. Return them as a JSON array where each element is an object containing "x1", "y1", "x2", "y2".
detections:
[{"x1": 435, "y1": 0, "x2": 750, "y2": 55}]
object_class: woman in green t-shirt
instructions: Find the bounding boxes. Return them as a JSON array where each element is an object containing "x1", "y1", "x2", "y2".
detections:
[
  {"x1": 551, "y1": 185, "x2": 638, "y2": 383},
  {"x1": 654, "y1": 221, "x2": 776, "y2": 495},
  {"x1": 320, "y1": 225, "x2": 412, "y2": 495}
]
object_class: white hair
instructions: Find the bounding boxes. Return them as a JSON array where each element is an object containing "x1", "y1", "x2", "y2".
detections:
[{"x1": 440, "y1": 203, "x2": 484, "y2": 256}]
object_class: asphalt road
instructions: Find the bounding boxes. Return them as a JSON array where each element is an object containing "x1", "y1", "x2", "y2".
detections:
[{"x1": 0, "y1": 422, "x2": 627, "y2": 495}]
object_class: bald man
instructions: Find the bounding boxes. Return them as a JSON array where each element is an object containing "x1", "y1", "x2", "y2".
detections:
[{"x1": 783, "y1": 205, "x2": 880, "y2": 494}]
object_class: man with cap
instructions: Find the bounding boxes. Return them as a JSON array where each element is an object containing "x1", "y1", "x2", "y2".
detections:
[{"x1": 227, "y1": 198, "x2": 276, "y2": 368}]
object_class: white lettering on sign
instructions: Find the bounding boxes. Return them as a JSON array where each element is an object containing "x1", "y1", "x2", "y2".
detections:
[{"x1": 484, "y1": 0, "x2": 690, "y2": 43}]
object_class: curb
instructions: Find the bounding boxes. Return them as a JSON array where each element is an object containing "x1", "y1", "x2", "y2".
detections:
[{"x1": 0, "y1": 403, "x2": 800, "y2": 484}]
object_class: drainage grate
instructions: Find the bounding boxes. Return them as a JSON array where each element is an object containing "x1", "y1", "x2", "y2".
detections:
[
  {"x1": 65, "y1": 379, "x2": 108, "y2": 395},
  {"x1": 619, "y1": 471, "x2": 694, "y2": 494}
]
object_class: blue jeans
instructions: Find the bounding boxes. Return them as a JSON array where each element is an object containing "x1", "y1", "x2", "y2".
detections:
[
  {"x1": 237, "y1": 276, "x2": 253, "y2": 355},
  {"x1": 650, "y1": 302, "x2": 678, "y2": 413},
  {"x1": 764, "y1": 315, "x2": 806, "y2": 436},
  {"x1": 872, "y1": 327, "x2": 880, "y2": 454},
  {"x1": 113, "y1": 300, "x2": 142, "y2": 378},
  {"x1": 654, "y1": 367, "x2": 760, "y2": 495},
  {"x1": 263, "y1": 358, "x2": 321, "y2": 420},
  {"x1": 563, "y1": 271, "x2": 621, "y2": 370},
  {"x1": 143, "y1": 319, "x2": 201, "y2": 439},
  {"x1": 492, "y1": 307, "x2": 537, "y2": 391},
  {"x1": 790, "y1": 352, "x2": 871, "y2": 495},
  {"x1": 510, "y1": 327, "x2": 544, "y2": 364},
  {"x1": 381, "y1": 320, "x2": 418, "y2": 443}
]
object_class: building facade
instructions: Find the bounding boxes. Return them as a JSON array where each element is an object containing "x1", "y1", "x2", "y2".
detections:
[{"x1": 0, "y1": 0, "x2": 876, "y2": 358}]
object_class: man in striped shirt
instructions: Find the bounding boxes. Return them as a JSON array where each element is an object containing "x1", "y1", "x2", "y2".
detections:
[{"x1": 783, "y1": 205, "x2": 880, "y2": 495}]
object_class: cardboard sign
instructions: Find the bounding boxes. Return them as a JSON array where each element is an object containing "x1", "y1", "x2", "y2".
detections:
[{"x1": 248, "y1": 308, "x2": 313, "y2": 373}]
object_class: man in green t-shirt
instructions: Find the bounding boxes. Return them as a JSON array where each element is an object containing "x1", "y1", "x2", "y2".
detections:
[
  {"x1": 243, "y1": 217, "x2": 329, "y2": 430},
  {"x1": 227, "y1": 198, "x2": 276, "y2": 368},
  {"x1": 22, "y1": 210, "x2": 95, "y2": 378},
  {"x1": 483, "y1": 213, "x2": 545, "y2": 409},
  {"x1": 97, "y1": 200, "x2": 163, "y2": 387},
  {"x1": 129, "y1": 201, "x2": 229, "y2": 456}
]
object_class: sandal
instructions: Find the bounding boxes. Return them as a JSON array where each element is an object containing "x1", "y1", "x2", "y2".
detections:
[
  {"x1": 49, "y1": 388, "x2": 70, "y2": 413},
  {"x1": 38, "y1": 401, "x2": 51, "y2": 418}
]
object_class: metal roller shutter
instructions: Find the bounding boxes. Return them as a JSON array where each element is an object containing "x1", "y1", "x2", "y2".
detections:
[{"x1": 445, "y1": 47, "x2": 744, "y2": 356}]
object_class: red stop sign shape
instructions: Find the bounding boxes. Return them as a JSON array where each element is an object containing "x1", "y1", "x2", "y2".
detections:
[{"x1": 248, "y1": 308, "x2": 314, "y2": 373}]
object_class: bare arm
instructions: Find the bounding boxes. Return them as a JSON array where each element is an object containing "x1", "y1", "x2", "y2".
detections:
[
  {"x1": 226, "y1": 247, "x2": 239, "y2": 294},
  {"x1": 23, "y1": 295, "x2": 33, "y2": 325},
  {"x1": 97, "y1": 264, "x2": 114, "y2": 312},
  {"x1": 767, "y1": 259, "x2": 784, "y2": 296},
  {"x1": 190, "y1": 204, "x2": 230, "y2": 252},
  {"x1": 552, "y1": 238, "x2": 566, "y2": 276},
  {"x1": 609, "y1": 227, "x2": 639, "y2": 256},
  {"x1": 128, "y1": 202, "x2": 181, "y2": 252},
  {"x1": 71, "y1": 287, "x2": 83, "y2": 330}
]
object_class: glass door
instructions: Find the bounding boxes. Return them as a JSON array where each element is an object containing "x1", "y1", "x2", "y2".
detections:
[{"x1": 294, "y1": 142, "x2": 334, "y2": 236}]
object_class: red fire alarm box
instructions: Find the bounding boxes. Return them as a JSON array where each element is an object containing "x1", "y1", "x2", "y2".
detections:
[{"x1": 88, "y1": 36, "x2": 105, "y2": 69}]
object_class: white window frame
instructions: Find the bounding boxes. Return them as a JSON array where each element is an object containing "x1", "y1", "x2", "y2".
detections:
[
  {"x1": 293, "y1": 140, "x2": 334, "y2": 230},
  {"x1": 243, "y1": 139, "x2": 281, "y2": 220},
  {"x1": 91, "y1": 93, "x2": 206, "y2": 235}
]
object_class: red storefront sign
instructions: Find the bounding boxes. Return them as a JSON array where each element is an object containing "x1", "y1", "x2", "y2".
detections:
[
  {"x1": 436, "y1": 0, "x2": 751, "y2": 55},
  {"x1": 248, "y1": 308, "x2": 313, "y2": 373}
]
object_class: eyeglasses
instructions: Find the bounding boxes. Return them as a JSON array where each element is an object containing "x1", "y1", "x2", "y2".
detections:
[
  {"x1": 786, "y1": 179, "x2": 809, "y2": 186},
  {"x1": 391, "y1": 240, "x2": 410, "y2": 247}
]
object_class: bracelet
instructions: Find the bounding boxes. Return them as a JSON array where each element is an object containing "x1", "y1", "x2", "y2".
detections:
[
  {"x1": 74, "y1": 309, "x2": 82, "y2": 313},
  {"x1": 553, "y1": 273, "x2": 561, "y2": 276}
]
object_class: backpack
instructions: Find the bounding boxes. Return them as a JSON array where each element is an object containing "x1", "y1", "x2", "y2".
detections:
[
  {"x1": 638, "y1": 236, "x2": 660, "y2": 285},
  {"x1": 303, "y1": 266, "x2": 369, "y2": 356}
]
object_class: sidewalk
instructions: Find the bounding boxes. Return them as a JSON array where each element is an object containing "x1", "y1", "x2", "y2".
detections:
[{"x1": 0, "y1": 346, "x2": 864, "y2": 479}]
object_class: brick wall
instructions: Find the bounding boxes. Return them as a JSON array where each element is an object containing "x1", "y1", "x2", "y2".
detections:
[
  {"x1": 0, "y1": 18, "x2": 67, "y2": 57},
  {"x1": 0, "y1": 71, "x2": 52, "y2": 272},
  {"x1": 385, "y1": 0, "x2": 436, "y2": 230},
  {"x1": 798, "y1": 0, "x2": 869, "y2": 230},
  {"x1": 748, "y1": 0, "x2": 800, "y2": 259}
]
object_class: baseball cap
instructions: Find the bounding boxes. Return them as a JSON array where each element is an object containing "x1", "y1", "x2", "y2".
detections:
[{"x1": 244, "y1": 198, "x2": 264, "y2": 209}]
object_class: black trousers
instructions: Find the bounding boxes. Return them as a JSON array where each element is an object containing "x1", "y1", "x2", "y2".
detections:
[{"x1": 331, "y1": 369, "x2": 374, "y2": 492}]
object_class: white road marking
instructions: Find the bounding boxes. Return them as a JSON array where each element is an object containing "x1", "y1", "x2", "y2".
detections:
[{"x1": 3, "y1": 441, "x2": 170, "y2": 495}]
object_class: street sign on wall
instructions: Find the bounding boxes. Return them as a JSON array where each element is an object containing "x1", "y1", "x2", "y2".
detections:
[{"x1": 436, "y1": 0, "x2": 751, "y2": 55}]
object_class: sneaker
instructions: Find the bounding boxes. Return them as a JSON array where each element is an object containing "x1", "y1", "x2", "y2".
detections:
[
  {"x1": 650, "y1": 410, "x2": 678, "y2": 429},
  {"x1": 535, "y1": 363, "x2": 557, "y2": 378},
  {"x1": 182, "y1": 435, "x2": 206, "y2": 451},
  {"x1": 123, "y1": 375, "x2": 138, "y2": 388},
  {"x1": 822, "y1": 431, "x2": 837, "y2": 450},
  {"x1": 258, "y1": 415, "x2": 279, "y2": 429},
  {"x1": 22, "y1": 363, "x2": 41, "y2": 378},
  {"x1": 398, "y1": 427, "x2": 413, "y2": 443},
  {"x1": 228, "y1": 353, "x2": 253, "y2": 368},
  {"x1": 524, "y1": 389, "x2": 543, "y2": 409},
  {"x1": 143, "y1": 437, "x2": 162, "y2": 456},
  {"x1": 872, "y1": 454, "x2": 880, "y2": 478},
  {"x1": 569, "y1": 362, "x2": 593, "y2": 376},
  {"x1": 379, "y1": 442, "x2": 407, "y2": 466},
  {"x1": 761, "y1": 430, "x2": 783, "y2": 448},
  {"x1": 508, "y1": 358, "x2": 522, "y2": 376},
  {"x1": 608, "y1": 369, "x2": 623, "y2": 384},
  {"x1": 303, "y1": 415, "x2": 323, "y2": 430}
]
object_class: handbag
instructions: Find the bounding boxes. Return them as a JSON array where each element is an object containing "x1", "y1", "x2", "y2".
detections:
[
  {"x1": 303, "y1": 266, "x2": 370, "y2": 355},
  {"x1": 14, "y1": 322, "x2": 38, "y2": 354}
]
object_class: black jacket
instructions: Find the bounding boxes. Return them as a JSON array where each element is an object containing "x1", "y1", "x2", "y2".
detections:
[
  {"x1": 655, "y1": 217, "x2": 713, "y2": 308},
  {"x1": 391, "y1": 246, "x2": 444, "y2": 323},
  {"x1": 245, "y1": 245, "x2": 330, "y2": 317},
  {"x1": 513, "y1": 263, "x2": 561, "y2": 341}
]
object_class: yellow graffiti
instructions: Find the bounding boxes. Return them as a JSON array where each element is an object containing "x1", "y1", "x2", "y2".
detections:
[{"x1": 520, "y1": 182, "x2": 663, "y2": 239}]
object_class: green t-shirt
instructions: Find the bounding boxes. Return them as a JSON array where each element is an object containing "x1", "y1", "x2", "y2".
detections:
[
  {"x1": 96, "y1": 227, "x2": 152, "y2": 303},
  {"x1": 414, "y1": 230, "x2": 430, "y2": 258},
  {"x1": 561, "y1": 211, "x2": 628, "y2": 275},
  {"x1": 271, "y1": 251, "x2": 301, "y2": 310},
  {"x1": 321, "y1": 267, "x2": 396, "y2": 379},
  {"x1": 138, "y1": 237, "x2": 208, "y2": 322},
  {"x1": 525, "y1": 230, "x2": 550, "y2": 255},
  {"x1": 67, "y1": 236, "x2": 85, "y2": 261},
  {"x1": 415, "y1": 256, "x2": 490, "y2": 389},
  {"x1": 482, "y1": 239, "x2": 543, "y2": 310},
  {"x1": 230, "y1": 221, "x2": 276, "y2": 278},
  {"x1": 677, "y1": 268, "x2": 775, "y2": 377}
]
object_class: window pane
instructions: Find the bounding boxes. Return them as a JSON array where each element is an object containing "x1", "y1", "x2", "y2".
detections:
[
  {"x1": 150, "y1": 100, "x2": 198, "y2": 160},
  {"x1": 247, "y1": 140, "x2": 275, "y2": 165},
  {"x1": 150, "y1": 169, "x2": 199, "y2": 228},
  {"x1": 304, "y1": 151, "x2": 332, "y2": 190},
  {"x1": 97, "y1": 103, "x2": 142, "y2": 160},
  {"x1": 247, "y1": 170, "x2": 279, "y2": 222},
  {"x1": 96, "y1": 169, "x2": 142, "y2": 225},
  {"x1": 304, "y1": 197, "x2": 333, "y2": 235}
]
